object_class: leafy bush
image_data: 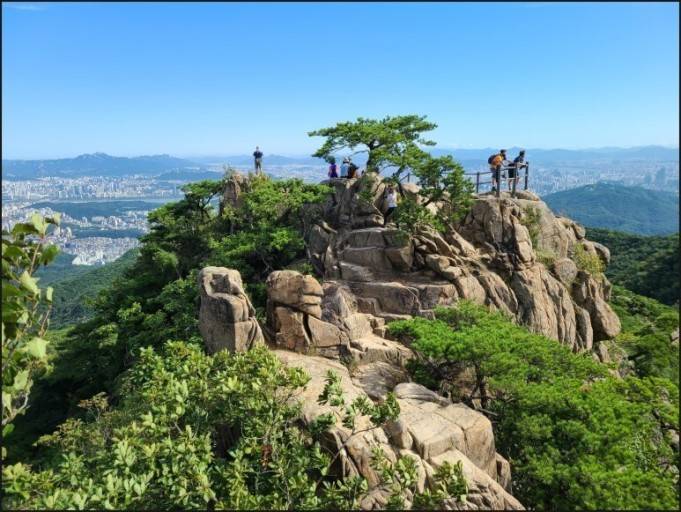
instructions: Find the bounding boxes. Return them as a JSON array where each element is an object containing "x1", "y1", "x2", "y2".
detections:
[
  {"x1": 535, "y1": 248, "x2": 557, "y2": 267},
  {"x1": 7, "y1": 176, "x2": 331, "y2": 464},
  {"x1": 2, "y1": 213, "x2": 61, "y2": 456},
  {"x1": 389, "y1": 301, "x2": 679, "y2": 510},
  {"x1": 519, "y1": 206, "x2": 541, "y2": 247},
  {"x1": 573, "y1": 242, "x2": 605, "y2": 276},
  {"x1": 393, "y1": 196, "x2": 445, "y2": 235},
  {"x1": 609, "y1": 285, "x2": 679, "y2": 382},
  {"x1": 3, "y1": 343, "x2": 466, "y2": 509}
]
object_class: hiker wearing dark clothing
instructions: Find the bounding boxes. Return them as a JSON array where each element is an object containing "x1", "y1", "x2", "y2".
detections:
[
  {"x1": 347, "y1": 160, "x2": 359, "y2": 179},
  {"x1": 508, "y1": 150, "x2": 526, "y2": 190},
  {"x1": 253, "y1": 146, "x2": 263, "y2": 174},
  {"x1": 328, "y1": 157, "x2": 338, "y2": 178}
]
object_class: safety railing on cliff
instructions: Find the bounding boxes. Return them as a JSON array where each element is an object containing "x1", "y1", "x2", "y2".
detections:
[
  {"x1": 400, "y1": 163, "x2": 530, "y2": 198},
  {"x1": 465, "y1": 164, "x2": 530, "y2": 198}
]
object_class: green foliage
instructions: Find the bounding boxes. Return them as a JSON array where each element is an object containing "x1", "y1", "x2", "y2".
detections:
[
  {"x1": 372, "y1": 447, "x2": 467, "y2": 510},
  {"x1": 573, "y1": 243, "x2": 605, "y2": 276},
  {"x1": 535, "y1": 249, "x2": 557, "y2": 267},
  {"x1": 543, "y1": 182, "x2": 679, "y2": 236},
  {"x1": 587, "y1": 227, "x2": 679, "y2": 305},
  {"x1": 412, "y1": 154, "x2": 474, "y2": 224},
  {"x1": 308, "y1": 114, "x2": 437, "y2": 173},
  {"x1": 2, "y1": 213, "x2": 61, "y2": 451},
  {"x1": 310, "y1": 115, "x2": 474, "y2": 229},
  {"x1": 389, "y1": 301, "x2": 679, "y2": 511},
  {"x1": 3, "y1": 342, "x2": 461, "y2": 509},
  {"x1": 609, "y1": 285, "x2": 679, "y2": 382},
  {"x1": 5, "y1": 175, "x2": 331, "y2": 468},
  {"x1": 393, "y1": 196, "x2": 445, "y2": 234},
  {"x1": 42, "y1": 249, "x2": 139, "y2": 328},
  {"x1": 520, "y1": 206, "x2": 542, "y2": 248}
]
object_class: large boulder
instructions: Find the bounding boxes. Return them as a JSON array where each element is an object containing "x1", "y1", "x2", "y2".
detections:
[
  {"x1": 198, "y1": 267, "x2": 264, "y2": 354},
  {"x1": 267, "y1": 270, "x2": 323, "y2": 318},
  {"x1": 267, "y1": 270, "x2": 348, "y2": 358}
]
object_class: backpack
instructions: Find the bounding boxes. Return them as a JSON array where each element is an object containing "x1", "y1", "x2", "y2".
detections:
[{"x1": 487, "y1": 154, "x2": 497, "y2": 165}]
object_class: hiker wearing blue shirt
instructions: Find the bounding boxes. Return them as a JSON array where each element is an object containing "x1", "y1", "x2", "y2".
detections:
[{"x1": 340, "y1": 158, "x2": 350, "y2": 179}]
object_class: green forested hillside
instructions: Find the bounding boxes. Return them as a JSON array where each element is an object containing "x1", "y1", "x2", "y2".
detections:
[
  {"x1": 587, "y1": 227, "x2": 679, "y2": 305},
  {"x1": 543, "y1": 182, "x2": 679, "y2": 235},
  {"x1": 46, "y1": 249, "x2": 140, "y2": 327}
]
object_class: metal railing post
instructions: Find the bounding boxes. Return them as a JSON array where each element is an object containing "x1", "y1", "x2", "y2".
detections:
[
  {"x1": 495, "y1": 171, "x2": 501, "y2": 198},
  {"x1": 512, "y1": 168, "x2": 517, "y2": 198},
  {"x1": 476, "y1": 172, "x2": 480, "y2": 194},
  {"x1": 524, "y1": 163, "x2": 529, "y2": 190}
]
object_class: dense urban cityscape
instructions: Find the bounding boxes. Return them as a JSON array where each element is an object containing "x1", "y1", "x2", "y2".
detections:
[{"x1": 2, "y1": 157, "x2": 678, "y2": 267}]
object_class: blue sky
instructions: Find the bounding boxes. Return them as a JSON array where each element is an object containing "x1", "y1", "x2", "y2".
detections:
[{"x1": 2, "y1": 1, "x2": 679, "y2": 159}]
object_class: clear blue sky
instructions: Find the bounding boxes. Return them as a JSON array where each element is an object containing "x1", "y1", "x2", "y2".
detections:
[{"x1": 2, "y1": 1, "x2": 679, "y2": 159}]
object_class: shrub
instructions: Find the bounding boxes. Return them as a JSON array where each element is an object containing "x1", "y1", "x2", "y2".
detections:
[
  {"x1": 388, "y1": 301, "x2": 679, "y2": 510},
  {"x1": 573, "y1": 243, "x2": 605, "y2": 276},
  {"x1": 2, "y1": 213, "x2": 61, "y2": 456},
  {"x1": 3, "y1": 343, "x2": 467, "y2": 510}
]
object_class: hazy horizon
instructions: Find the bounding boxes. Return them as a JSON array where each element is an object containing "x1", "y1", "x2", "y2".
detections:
[{"x1": 3, "y1": 144, "x2": 680, "y2": 162}]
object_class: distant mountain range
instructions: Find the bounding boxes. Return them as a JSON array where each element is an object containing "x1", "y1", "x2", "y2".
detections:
[
  {"x1": 2, "y1": 146, "x2": 678, "y2": 180},
  {"x1": 544, "y1": 182, "x2": 679, "y2": 236},
  {"x1": 1, "y1": 153, "x2": 206, "y2": 180}
]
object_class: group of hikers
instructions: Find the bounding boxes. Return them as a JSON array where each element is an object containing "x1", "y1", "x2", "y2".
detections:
[
  {"x1": 251, "y1": 146, "x2": 527, "y2": 222},
  {"x1": 326, "y1": 156, "x2": 361, "y2": 179},
  {"x1": 487, "y1": 149, "x2": 528, "y2": 192},
  {"x1": 254, "y1": 147, "x2": 362, "y2": 180}
]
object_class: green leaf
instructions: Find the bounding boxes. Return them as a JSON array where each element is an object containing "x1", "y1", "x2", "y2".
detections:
[
  {"x1": 41, "y1": 245, "x2": 60, "y2": 265},
  {"x1": 2, "y1": 391, "x2": 12, "y2": 410},
  {"x1": 45, "y1": 286, "x2": 54, "y2": 303},
  {"x1": 19, "y1": 271, "x2": 39, "y2": 296},
  {"x1": 12, "y1": 370, "x2": 29, "y2": 391},
  {"x1": 30, "y1": 213, "x2": 47, "y2": 236},
  {"x1": 23, "y1": 337, "x2": 48, "y2": 359}
]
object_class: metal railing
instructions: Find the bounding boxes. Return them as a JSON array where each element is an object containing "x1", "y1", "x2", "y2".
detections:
[{"x1": 466, "y1": 163, "x2": 530, "y2": 198}]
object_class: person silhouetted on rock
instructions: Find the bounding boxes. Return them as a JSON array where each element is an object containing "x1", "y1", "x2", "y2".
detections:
[{"x1": 253, "y1": 146, "x2": 263, "y2": 174}]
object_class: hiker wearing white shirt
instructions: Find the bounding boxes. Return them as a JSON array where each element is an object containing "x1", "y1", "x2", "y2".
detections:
[{"x1": 384, "y1": 185, "x2": 398, "y2": 222}]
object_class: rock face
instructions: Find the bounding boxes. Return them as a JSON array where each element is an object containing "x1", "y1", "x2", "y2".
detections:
[
  {"x1": 197, "y1": 175, "x2": 627, "y2": 510},
  {"x1": 275, "y1": 350, "x2": 523, "y2": 510},
  {"x1": 198, "y1": 266, "x2": 264, "y2": 354},
  {"x1": 304, "y1": 176, "x2": 620, "y2": 352},
  {"x1": 266, "y1": 270, "x2": 348, "y2": 358}
]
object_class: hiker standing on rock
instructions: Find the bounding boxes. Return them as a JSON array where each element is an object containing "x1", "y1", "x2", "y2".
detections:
[
  {"x1": 340, "y1": 157, "x2": 350, "y2": 179},
  {"x1": 488, "y1": 149, "x2": 506, "y2": 192},
  {"x1": 253, "y1": 146, "x2": 263, "y2": 174},
  {"x1": 384, "y1": 185, "x2": 398, "y2": 224},
  {"x1": 508, "y1": 150, "x2": 526, "y2": 190}
]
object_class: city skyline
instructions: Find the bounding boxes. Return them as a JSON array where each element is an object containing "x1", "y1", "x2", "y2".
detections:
[{"x1": 3, "y1": 2, "x2": 679, "y2": 159}]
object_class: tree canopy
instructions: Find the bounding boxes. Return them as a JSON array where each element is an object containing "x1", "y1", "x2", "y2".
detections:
[{"x1": 388, "y1": 302, "x2": 679, "y2": 511}]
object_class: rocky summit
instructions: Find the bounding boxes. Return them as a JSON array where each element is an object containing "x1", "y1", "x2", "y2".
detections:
[{"x1": 199, "y1": 171, "x2": 624, "y2": 510}]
